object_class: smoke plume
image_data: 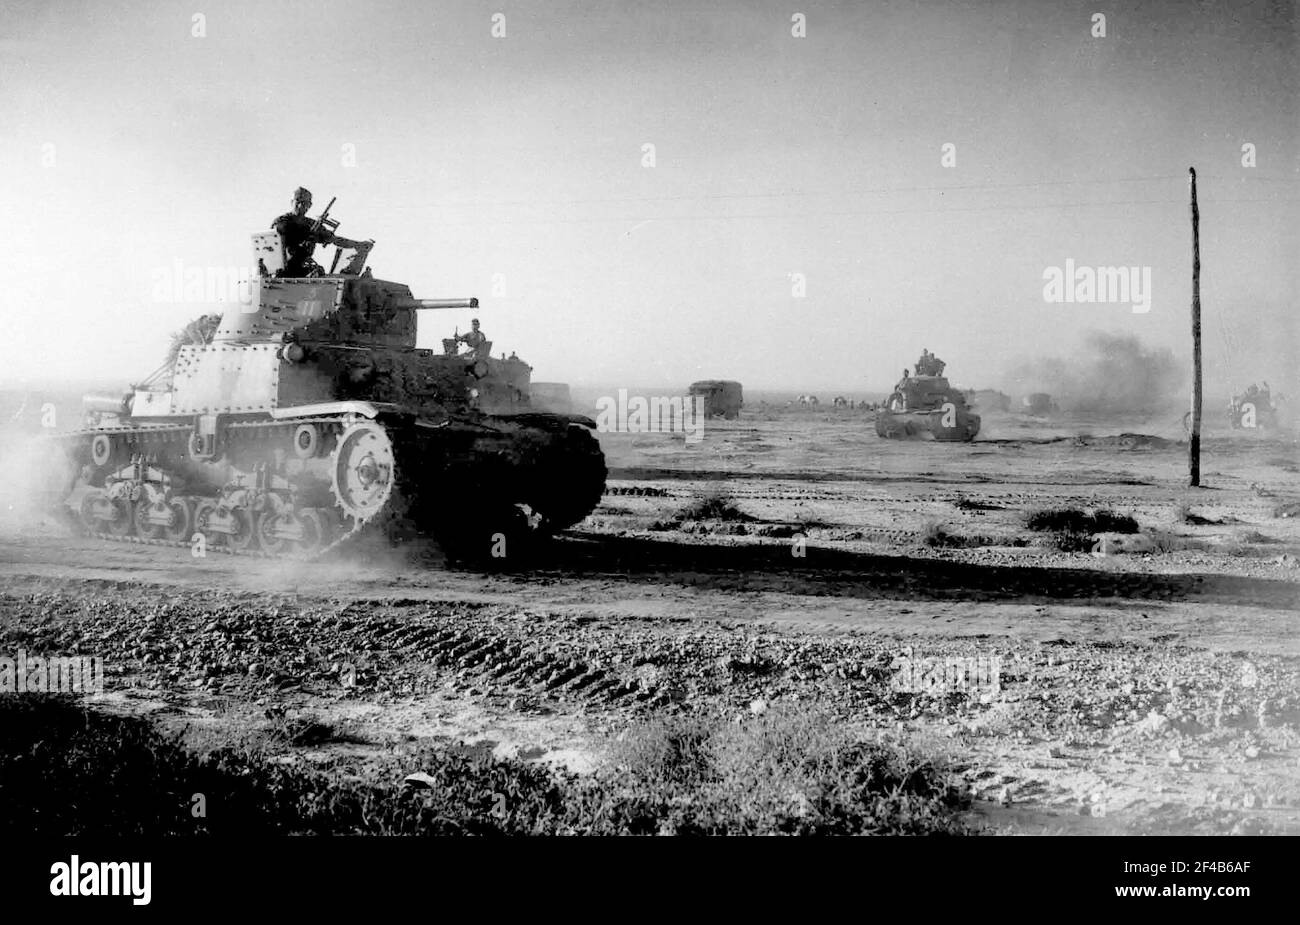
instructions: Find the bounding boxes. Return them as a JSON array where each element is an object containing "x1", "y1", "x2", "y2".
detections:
[{"x1": 1007, "y1": 331, "x2": 1184, "y2": 414}]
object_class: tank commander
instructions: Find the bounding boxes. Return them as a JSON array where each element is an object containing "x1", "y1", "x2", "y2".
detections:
[
  {"x1": 272, "y1": 187, "x2": 371, "y2": 277},
  {"x1": 457, "y1": 318, "x2": 488, "y2": 358}
]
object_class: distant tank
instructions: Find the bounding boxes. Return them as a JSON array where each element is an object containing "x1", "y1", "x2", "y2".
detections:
[
  {"x1": 875, "y1": 350, "x2": 980, "y2": 441},
  {"x1": 1021, "y1": 393, "x2": 1059, "y2": 416},
  {"x1": 51, "y1": 201, "x2": 606, "y2": 561},
  {"x1": 1228, "y1": 383, "x2": 1280, "y2": 431},
  {"x1": 530, "y1": 382, "x2": 573, "y2": 414},
  {"x1": 688, "y1": 380, "x2": 743, "y2": 419}
]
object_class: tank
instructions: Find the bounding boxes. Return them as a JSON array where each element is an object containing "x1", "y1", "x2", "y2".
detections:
[
  {"x1": 1228, "y1": 384, "x2": 1279, "y2": 431},
  {"x1": 688, "y1": 380, "x2": 743, "y2": 419},
  {"x1": 49, "y1": 205, "x2": 606, "y2": 561},
  {"x1": 875, "y1": 351, "x2": 980, "y2": 441}
]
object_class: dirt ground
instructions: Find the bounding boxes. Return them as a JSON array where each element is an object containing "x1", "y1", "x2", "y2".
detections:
[{"x1": 2, "y1": 407, "x2": 1298, "y2": 834}]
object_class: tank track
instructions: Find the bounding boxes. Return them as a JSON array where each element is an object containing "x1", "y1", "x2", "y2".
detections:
[
  {"x1": 58, "y1": 416, "x2": 417, "y2": 562},
  {"x1": 55, "y1": 415, "x2": 607, "y2": 563}
]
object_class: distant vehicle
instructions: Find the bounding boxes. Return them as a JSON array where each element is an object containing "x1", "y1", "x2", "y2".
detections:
[
  {"x1": 1228, "y1": 383, "x2": 1281, "y2": 431},
  {"x1": 876, "y1": 350, "x2": 980, "y2": 441},
  {"x1": 1021, "y1": 393, "x2": 1059, "y2": 416},
  {"x1": 688, "y1": 380, "x2": 743, "y2": 419}
]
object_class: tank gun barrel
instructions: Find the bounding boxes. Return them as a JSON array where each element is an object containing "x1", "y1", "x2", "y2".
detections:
[{"x1": 408, "y1": 298, "x2": 479, "y2": 310}]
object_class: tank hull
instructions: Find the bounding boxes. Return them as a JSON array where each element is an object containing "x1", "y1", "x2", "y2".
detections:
[{"x1": 874, "y1": 408, "x2": 981, "y2": 442}]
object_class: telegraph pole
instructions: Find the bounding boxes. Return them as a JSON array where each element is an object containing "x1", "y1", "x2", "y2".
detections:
[{"x1": 1189, "y1": 167, "x2": 1202, "y2": 487}]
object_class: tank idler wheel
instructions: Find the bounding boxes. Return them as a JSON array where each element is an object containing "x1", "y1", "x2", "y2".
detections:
[
  {"x1": 162, "y1": 497, "x2": 192, "y2": 543},
  {"x1": 227, "y1": 508, "x2": 256, "y2": 552},
  {"x1": 134, "y1": 500, "x2": 166, "y2": 540},
  {"x1": 104, "y1": 499, "x2": 136, "y2": 537},
  {"x1": 257, "y1": 511, "x2": 290, "y2": 555}
]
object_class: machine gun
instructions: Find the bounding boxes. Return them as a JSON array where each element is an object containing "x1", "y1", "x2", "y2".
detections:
[
  {"x1": 310, "y1": 196, "x2": 340, "y2": 237},
  {"x1": 305, "y1": 196, "x2": 375, "y2": 275}
]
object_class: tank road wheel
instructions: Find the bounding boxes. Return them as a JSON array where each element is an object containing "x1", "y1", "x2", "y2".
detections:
[
  {"x1": 330, "y1": 423, "x2": 396, "y2": 525},
  {"x1": 78, "y1": 492, "x2": 100, "y2": 531},
  {"x1": 226, "y1": 508, "x2": 256, "y2": 552},
  {"x1": 162, "y1": 497, "x2": 192, "y2": 543},
  {"x1": 296, "y1": 508, "x2": 327, "y2": 555},
  {"x1": 104, "y1": 499, "x2": 135, "y2": 537},
  {"x1": 134, "y1": 501, "x2": 166, "y2": 540},
  {"x1": 257, "y1": 511, "x2": 290, "y2": 555},
  {"x1": 193, "y1": 499, "x2": 221, "y2": 547}
]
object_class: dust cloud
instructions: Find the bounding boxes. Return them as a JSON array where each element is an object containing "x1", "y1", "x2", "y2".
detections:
[
  {"x1": 0, "y1": 430, "x2": 78, "y2": 532},
  {"x1": 1006, "y1": 331, "x2": 1184, "y2": 415}
]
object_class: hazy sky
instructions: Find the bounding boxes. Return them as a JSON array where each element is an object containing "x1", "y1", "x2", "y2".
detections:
[{"x1": 1, "y1": 0, "x2": 1295, "y2": 394}]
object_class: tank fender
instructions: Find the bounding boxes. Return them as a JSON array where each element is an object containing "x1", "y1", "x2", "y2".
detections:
[{"x1": 490, "y1": 412, "x2": 597, "y2": 430}]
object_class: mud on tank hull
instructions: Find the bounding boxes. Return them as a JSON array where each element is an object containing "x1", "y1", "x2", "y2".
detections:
[
  {"x1": 54, "y1": 406, "x2": 606, "y2": 564},
  {"x1": 874, "y1": 408, "x2": 981, "y2": 442}
]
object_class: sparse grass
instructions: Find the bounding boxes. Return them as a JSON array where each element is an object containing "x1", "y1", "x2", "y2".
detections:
[
  {"x1": 952, "y1": 494, "x2": 1004, "y2": 512},
  {"x1": 1237, "y1": 530, "x2": 1280, "y2": 545},
  {"x1": 592, "y1": 705, "x2": 971, "y2": 835},
  {"x1": 1025, "y1": 508, "x2": 1139, "y2": 534},
  {"x1": 674, "y1": 492, "x2": 754, "y2": 523},
  {"x1": 920, "y1": 521, "x2": 964, "y2": 548},
  {"x1": 1043, "y1": 530, "x2": 1095, "y2": 553},
  {"x1": 1175, "y1": 500, "x2": 1225, "y2": 526},
  {"x1": 1146, "y1": 529, "x2": 1184, "y2": 554},
  {"x1": 0, "y1": 697, "x2": 971, "y2": 836},
  {"x1": 793, "y1": 512, "x2": 832, "y2": 531},
  {"x1": 1025, "y1": 507, "x2": 1139, "y2": 552}
]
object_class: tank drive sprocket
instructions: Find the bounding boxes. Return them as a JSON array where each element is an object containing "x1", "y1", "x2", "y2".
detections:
[{"x1": 329, "y1": 422, "x2": 397, "y2": 525}]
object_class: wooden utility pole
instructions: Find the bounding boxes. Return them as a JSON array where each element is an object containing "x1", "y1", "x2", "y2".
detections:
[{"x1": 1189, "y1": 167, "x2": 1202, "y2": 487}]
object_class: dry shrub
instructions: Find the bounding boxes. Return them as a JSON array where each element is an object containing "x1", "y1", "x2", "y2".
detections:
[
  {"x1": 675, "y1": 492, "x2": 753, "y2": 523},
  {"x1": 1, "y1": 697, "x2": 970, "y2": 836}
]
